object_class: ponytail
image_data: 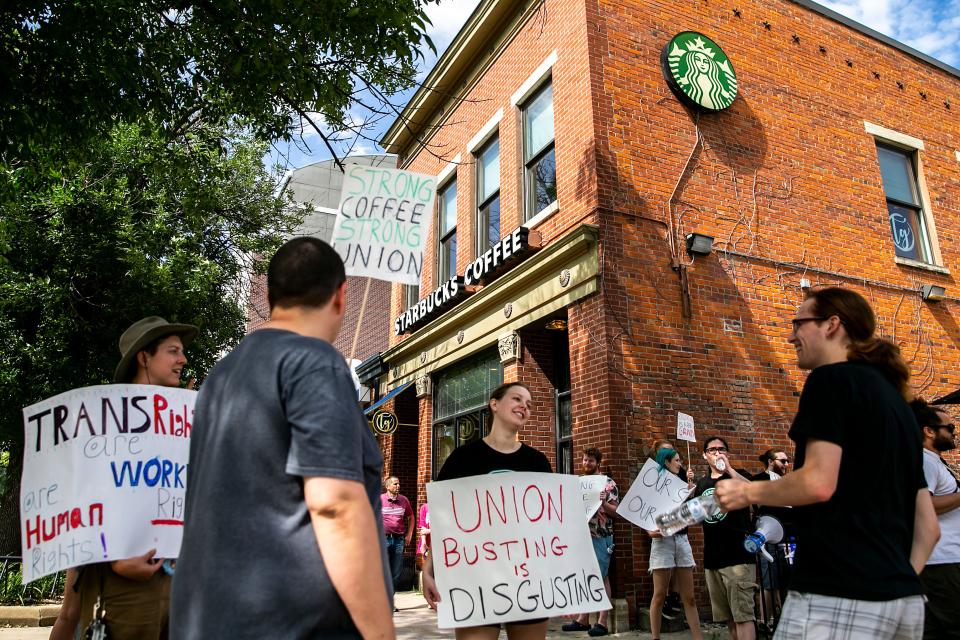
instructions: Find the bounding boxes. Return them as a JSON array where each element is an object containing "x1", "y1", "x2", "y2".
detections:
[
  {"x1": 847, "y1": 337, "x2": 911, "y2": 399},
  {"x1": 807, "y1": 287, "x2": 912, "y2": 400}
]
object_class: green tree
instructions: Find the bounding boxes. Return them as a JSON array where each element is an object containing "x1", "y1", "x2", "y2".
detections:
[
  {"x1": 1, "y1": 0, "x2": 435, "y2": 157},
  {"x1": 0, "y1": 122, "x2": 304, "y2": 553}
]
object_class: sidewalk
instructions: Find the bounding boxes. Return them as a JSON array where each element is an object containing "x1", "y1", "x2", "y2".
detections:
[{"x1": 0, "y1": 592, "x2": 719, "y2": 639}]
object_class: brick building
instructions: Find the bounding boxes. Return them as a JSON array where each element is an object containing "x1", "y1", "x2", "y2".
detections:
[
  {"x1": 366, "y1": 0, "x2": 960, "y2": 621},
  {"x1": 245, "y1": 155, "x2": 394, "y2": 369}
]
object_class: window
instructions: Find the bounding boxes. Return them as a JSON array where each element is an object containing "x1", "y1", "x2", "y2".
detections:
[
  {"x1": 438, "y1": 179, "x2": 457, "y2": 281},
  {"x1": 553, "y1": 332, "x2": 573, "y2": 474},
  {"x1": 432, "y1": 350, "x2": 503, "y2": 477},
  {"x1": 876, "y1": 143, "x2": 932, "y2": 263},
  {"x1": 403, "y1": 283, "x2": 419, "y2": 310},
  {"x1": 476, "y1": 137, "x2": 501, "y2": 254},
  {"x1": 522, "y1": 82, "x2": 556, "y2": 220}
]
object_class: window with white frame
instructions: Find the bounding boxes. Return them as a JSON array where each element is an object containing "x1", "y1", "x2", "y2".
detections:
[
  {"x1": 476, "y1": 136, "x2": 501, "y2": 254},
  {"x1": 522, "y1": 81, "x2": 556, "y2": 220},
  {"x1": 875, "y1": 143, "x2": 932, "y2": 263},
  {"x1": 403, "y1": 283, "x2": 419, "y2": 309},
  {"x1": 438, "y1": 179, "x2": 457, "y2": 281}
]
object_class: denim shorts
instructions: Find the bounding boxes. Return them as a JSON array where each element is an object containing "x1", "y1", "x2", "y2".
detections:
[
  {"x1": 592, "y1": 534, "x2": 614, "y2": 577},
  {"x1": 649, "y1": 534, "x2": 695, "y2": 571}
]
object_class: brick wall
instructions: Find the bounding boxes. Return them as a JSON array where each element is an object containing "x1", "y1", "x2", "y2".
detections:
[{"x1": 388, "y1": 0, "x2": 960, "y2": 615}]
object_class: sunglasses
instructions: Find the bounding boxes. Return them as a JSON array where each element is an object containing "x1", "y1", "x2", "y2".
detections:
[
  {"x1": 938, "y1": 424, "x2": 956, "y2": 435},
  {"x1": 705, "y1": 447, "x2": 728, "y2": 454},
  {"x1": 775, "y1": 458, "x2": 791, "y2": 464}
]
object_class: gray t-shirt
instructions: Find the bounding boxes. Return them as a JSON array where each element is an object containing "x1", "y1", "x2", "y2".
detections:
[{"x1": 170, "y1": 329, "x2": 390, "y2": 639}]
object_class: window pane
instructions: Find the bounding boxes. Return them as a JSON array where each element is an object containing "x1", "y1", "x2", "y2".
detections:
[
  {"x1": 441, "y1": 181, "x2": 457, "y2": 234},
  {"x1": 524, "y1": 83, "x2": 554, "y2": 161},
  {"x1": 558, "y1": 441, "x2": 573, "y2": 475},
  {"x1": 433, "y1": 350, "x2": 503, "y2": 420},
  {"x1": 441, "y1": 233, "x2": 457, "y2": 281},
  {"x1": 478, "y1": 138, "x2": 500, "y2": 202},
  {"x1": 458, "y1": 413, "x2": 482, "y2": 446},
  {"x1": 558, "y1": 394, "x2": 572, "y2": 439},
  {"x1": 888, "y1": 202, "x2": 926, "y2": 261},
  {"x1": 877, "y1": 146, "x2": 919, "y2": 206},
  {"x1": 434, "y1": 422, "x2": 456, "y2": 476},
  {"x1": 404, "y1": 284, "x2": 419, "y2": 308},
  {"x1": 528, "y1": 146, "x2": 557, "y2": 216},
  {"x1": 479, "y1": 196, "x2": 501, "y2": 252}
]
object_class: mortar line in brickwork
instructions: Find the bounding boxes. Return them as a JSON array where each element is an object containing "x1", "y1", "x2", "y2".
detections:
[{"x1": 720, "y1": 249, "x2": 957, "y2": 301}]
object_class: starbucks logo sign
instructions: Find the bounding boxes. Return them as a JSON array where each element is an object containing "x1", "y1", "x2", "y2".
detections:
[{"x1": 662, "y1": 32, "x2": 738, "y2": 111}]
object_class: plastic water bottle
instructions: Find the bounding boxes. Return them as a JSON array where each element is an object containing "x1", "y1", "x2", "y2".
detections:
[{"x1": 655, "y1": 494, "x2": 720, "y2": 536}]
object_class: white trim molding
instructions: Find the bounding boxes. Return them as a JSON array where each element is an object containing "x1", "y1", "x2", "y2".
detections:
[
  {"x1": 511, "y1": 51, "x2": 558, "y2": 107},
  {"x1": 437, "y1": 154, "x2": 461, "y2": 184},
  {"x1": 864, "y1": 121, "x2": 925, "y2": 150},
  {"x1": 467, "y1": 109, "x2": 504, "y2": 153},
  {"x1": 523, "y1": 201, "x2": 559, "y2": 230}
]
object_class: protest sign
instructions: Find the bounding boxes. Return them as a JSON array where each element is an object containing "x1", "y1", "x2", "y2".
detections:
[
  {"x1": 426, "y1": 472, "x2": 611, "y2": 628},
  {"x1": 20, "y1": 384, "x2": 195, "y2": 583},
  {"x1": 616, "y1": 458, "x2": 692, "y2": 532},
  {"x1": 579, "y1": 475, "x2": 608, "y2": 520},
  {"x1": 677, "y1": 412, "x2": 696, "y2": 442},
  {"x1": 331, "y1": 164, "x2": 436, "y2": 285}
]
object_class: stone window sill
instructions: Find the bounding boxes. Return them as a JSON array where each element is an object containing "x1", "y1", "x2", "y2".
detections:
[{"x1": 894, "y1": 256, "x2": 950, "y2": 275}]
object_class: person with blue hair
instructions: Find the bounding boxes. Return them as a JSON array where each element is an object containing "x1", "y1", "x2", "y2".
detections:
[{"x1": 648, "y1": 447, "x2": 704, "y2": 640}]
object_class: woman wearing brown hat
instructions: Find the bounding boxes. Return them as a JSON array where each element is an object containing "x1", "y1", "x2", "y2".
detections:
[{"x1": 49, "y1": 317, "x2": 198, "y2": 640}]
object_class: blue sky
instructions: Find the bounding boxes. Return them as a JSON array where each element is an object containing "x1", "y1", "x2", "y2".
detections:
[{"x1": 265, "y1": 0, "x2": 960, "y2": 174}]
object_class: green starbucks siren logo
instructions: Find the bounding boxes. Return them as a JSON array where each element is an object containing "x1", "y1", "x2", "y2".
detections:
[{"x1": 661, "y1": 32, "x2": 738, "y2": 111}]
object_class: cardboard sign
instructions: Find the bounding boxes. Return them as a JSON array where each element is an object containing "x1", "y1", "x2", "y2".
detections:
[
  {"x1": 579, "y1": 475, "x2": 608, "y2": 520},
  {"x1": 331, "y1": 165, "x2": 436, "y2": 285},
  {"x1": 20, "y1": 385, "x2": 195, "y2": 583},
  {"x1": 426, "y1": 473, "x2": 611, "y2": 628},
  {"x1": 616, "y1": 459, "x2": 692, "y2": 532},
  {"x1": 677, "y1": 412, "x2": 696, "y2": 442}
]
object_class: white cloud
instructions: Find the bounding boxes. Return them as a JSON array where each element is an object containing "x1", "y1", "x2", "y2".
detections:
[{"x1": 424, "y1": 0, "x2": 483, "y2": 56}]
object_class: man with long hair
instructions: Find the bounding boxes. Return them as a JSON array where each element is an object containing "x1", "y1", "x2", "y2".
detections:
[{"x1": 715, "y1": 287, "x2": 939, "y2": 639}]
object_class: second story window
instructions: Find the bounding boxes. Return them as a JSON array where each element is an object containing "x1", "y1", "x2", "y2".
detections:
[
  {"x1": 522, "y1": 81, "x2": 556, "y2": 220},
  {"x1": 403, "y1": 283, "x2": 419, "y2": 310},
  {"x1": 476, "y1": 137, "x2": 501, "y2": 254},
  {"x1": 438, "y1": 179, "x2": 457, "y2": 281},
  {"x1": 876, "y1": 143, "x2": 931, "y2": 263}
]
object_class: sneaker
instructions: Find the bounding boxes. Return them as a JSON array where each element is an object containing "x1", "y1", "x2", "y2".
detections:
[
  {"x1": 561, "y1": 621, "x2": 591, "y2": 632},
  {"x1": 587, "y1": 623, "x2": 609, "y2": 637},
  {"x1": 662, "y1": 592, "x2": 681, "y2": 619}
]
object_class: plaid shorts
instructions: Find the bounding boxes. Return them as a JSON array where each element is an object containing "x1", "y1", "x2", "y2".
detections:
[{"x1": 775, "y1": 591, "x2": 924, "y2": 640}]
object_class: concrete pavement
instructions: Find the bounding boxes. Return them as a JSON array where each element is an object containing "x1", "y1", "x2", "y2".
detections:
[{"x1": 0, "y1": 591, "x2": 716, "y2": 639}]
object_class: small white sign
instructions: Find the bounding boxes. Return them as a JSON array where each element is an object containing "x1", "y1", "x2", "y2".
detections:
[
  {"x1": 426, "y1": 473, "x2": 611, "y2": 628},
  {"x1": 20, "y1": 385, "x2": 195, "y2": 583},
  {"x1": 677, "y1": 412, "x2": 696, "y2": 443},
  {"x1": 579, "y1": 475, "x2": 608, "y2": 520},
  {"x1": 616, "y1": 459, "x2": 692, "y2": 532}
]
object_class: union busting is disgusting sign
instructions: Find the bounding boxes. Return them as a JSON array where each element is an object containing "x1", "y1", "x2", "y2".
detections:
[
  {"x1": 426, "y1": 472, "x2": 611, "y2": 628},
  {"x1": 20, "y1": 384, "x2": 194, "y2": 584}
]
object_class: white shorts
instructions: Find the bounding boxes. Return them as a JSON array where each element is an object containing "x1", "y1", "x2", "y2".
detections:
[{"x1": 649, "y1": 534, "x2": 696, "y2": 571}]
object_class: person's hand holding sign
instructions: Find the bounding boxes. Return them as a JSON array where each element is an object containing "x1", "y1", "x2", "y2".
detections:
[
  {"x1": 111, "y1": 548, "x2": 164, "y2": 581},
  {"x1": 421, "y1": 556, "x2": 441, "y2": 611},
  {"x1": 686, "y1": 468, "x2": 695, "y2": 485}
]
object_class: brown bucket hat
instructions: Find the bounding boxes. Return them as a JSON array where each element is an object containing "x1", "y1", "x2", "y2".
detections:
[{"x1": 114, "y1": 316, "x2": 199, "y2": 383}]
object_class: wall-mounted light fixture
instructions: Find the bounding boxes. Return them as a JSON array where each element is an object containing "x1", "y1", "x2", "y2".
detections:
[
  {"x1": 685, "y1": 233, "x2": 714, "y2": 257},
  {"x1": 921, "y1": 284, "x2": 946, "y2": 301},
  {"x1": 545, "y1": 318, "x2": 568, "y2": 331},
  {"x1": 800, "y1": 278, "x2": 811, "y2": 290}
]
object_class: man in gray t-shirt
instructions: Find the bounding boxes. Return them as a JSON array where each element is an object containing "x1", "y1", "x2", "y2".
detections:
[{"x1": 171, "y1": 238, "x2": 393, "y2": 640}]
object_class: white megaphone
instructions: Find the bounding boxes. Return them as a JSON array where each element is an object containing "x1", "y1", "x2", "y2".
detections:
[{"x1": 743, "y1": 515, "x2": 784, "y2": 562}]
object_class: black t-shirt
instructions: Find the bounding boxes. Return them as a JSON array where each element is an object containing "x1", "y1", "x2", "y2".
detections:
[
  {"x1": 437, "y1": 439, "x2": 552, "y2": 479},
  {"x1": 749, "y1": 471, "x2": 795, "y2": 539},
  {"x1": 788, "y1": 361, "x2": 925, "y2": 601},
  {"x1": 693, "y1": 472, "x2": 755, "y2": 570}
]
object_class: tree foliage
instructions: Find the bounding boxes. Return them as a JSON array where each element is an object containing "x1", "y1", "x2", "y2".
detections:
[
  {"x1": 1, "y1": 0, "x2": 435, "y2": 156},
  {"x1": 0, "y1": 123, "x2": 303, "y2": 552}
]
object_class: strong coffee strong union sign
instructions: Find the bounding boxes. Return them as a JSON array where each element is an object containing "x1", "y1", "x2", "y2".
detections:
[{"x1": 661, "y1": 32, "x2": 738, "y2": 111}]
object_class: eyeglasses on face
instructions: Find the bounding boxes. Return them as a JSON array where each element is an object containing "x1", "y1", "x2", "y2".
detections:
[
  {"x1": 790, "y1": 316, "x2": 828, "y2": 331},
  {"x1": 705, "y1": 447, "x2": 728, "y2": 454},
  {"x1": 775, "y1": 458, "x2": 791, "y2": 464},
  {"x1": 938, "y1": 424, "x2": 956, "y2": 435}
]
